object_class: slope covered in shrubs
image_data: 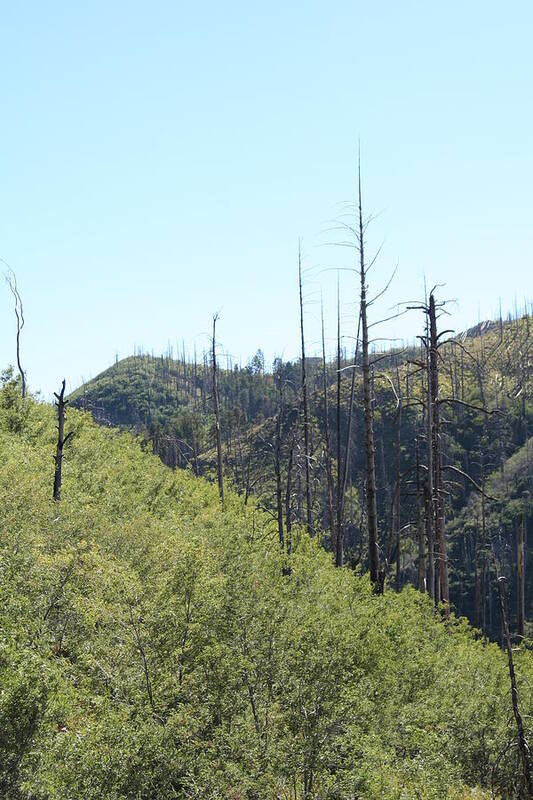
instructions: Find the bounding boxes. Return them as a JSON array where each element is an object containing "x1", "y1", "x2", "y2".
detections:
[{"x1": 0, "y1": 374, "x2": 530, "y2": 798}]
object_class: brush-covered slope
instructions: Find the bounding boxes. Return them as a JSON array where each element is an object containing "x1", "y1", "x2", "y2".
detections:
[
  {"x1": 0, "y1": 371, "x2": 532, "y2": 799},
  {"x1": 70, "y1": 316, "x2": 533, "y2": 638}
]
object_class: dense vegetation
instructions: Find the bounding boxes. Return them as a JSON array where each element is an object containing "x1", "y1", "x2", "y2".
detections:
[
  {"x1": 2, "y1": 371, "x2": 533, "y2": 798},
  {"x1": 71, "y1": 313, "x2": 533, "y2": 640}
]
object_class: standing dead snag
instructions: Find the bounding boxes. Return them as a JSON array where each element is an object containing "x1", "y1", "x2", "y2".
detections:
[
  {"x1": 320, "y1": 301, "x2": 336, "y2": 556},
  {"x1": 53, "y1": 380, "x2": 74, "y2": 501},
  {"x1": 394, "y1": 368, "x2": 402, "y2": 592},
  {"x1": 357, "y1": 164, "x2": 380, "y2": 589},
  {"x1": 428, "y1": 292, "x2": 449, "y2": 609},
  {"x1": 408, "y1": 291, "x2": 449, "y2": 608},
  {"x1": 497, "y1": 576, "x2": 533, "y2": 798},
  {"x1": 298, "y1": 244, "x2": 313, "y2": 534},
  {"x1": 274, "y1": 361, "x2": 285, "y2": 550},
  {"x1": 212, "y1": 314, "x2": 225, "y2": 510},
  {"x1": 5, "y1": 269, "x2": 27, "y2": 397},
  {"x1": 335, "y1": 278, "x2": 344, "y2": 567},
  {"x1": 415, "y1": 437, "x2": 426, "y2": 592},
  {"x1": 517, "y1": 512, "x2": 525, "y2": 640}
]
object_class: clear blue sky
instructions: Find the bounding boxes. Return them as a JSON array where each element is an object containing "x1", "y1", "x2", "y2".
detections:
[{"x1": 1, "y1": 1, "x2": 531, "y2": 398}]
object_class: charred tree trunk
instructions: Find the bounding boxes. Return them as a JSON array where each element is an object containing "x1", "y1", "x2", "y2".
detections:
[
  {"x1": 53, "y1": 380, "x2": 73, "y2": 501},
  {"x1": 274, "y1": 371, "x2": 285, "y2": 550},
  {"x1": 336, "y1": 281, "x2": 343, "y2": 567},
  {"x1": 480, "y1": 456, "x2": 487, "y2": 641},
  {"x1": 415, "y1": 437, "x2": 426, "y2": 592},
  {"x1": 358, "y1": 166, "x2": 380, "y2": 589},
  {"x1": 497, "y1": 576, "x2": 533, "y2": 798},
  {"x1": 285, "y1": 438, "x2": 294, "y2": 555},
  {"x1": 394, "y1": 379, "x2": 402, "y2": 592},
  {"x1": 212, "y1": 314, "x2": 225, "y2": 510},
  {"x1": 298, "y1": 246, "x2": 313, "y2": 534},
  {"x1": 5, "y1": 270, "x2": 26, "y2": 397},
  {"x1": 429, "y1": 292, "x2": 449, "y2": 610},
  {"x1": 518, "y1": 512, "x2": 525, "y2": 640},
  {"x1": 321, "y1": 303, "x2": 336, "y2": 558}
]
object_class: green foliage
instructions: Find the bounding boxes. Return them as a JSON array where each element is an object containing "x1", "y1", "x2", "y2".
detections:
[{"x1": 1, "y1": 387, "x2": 530, "y2": 798}]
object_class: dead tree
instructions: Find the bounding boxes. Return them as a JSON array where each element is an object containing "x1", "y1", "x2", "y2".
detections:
[
  {"x1": 357, "y1": 164, "x2": 380, "y2": 588},
  {"x1": 415, "y1": 437, "x2": 426, "y2": 592},
  {"x1": 408, "y1": 292, "x2": 450, "y2": 607},
  {"x1": 212, "y1": 314, "x2": 225, "y2": 510},
  {"x1": 53, "y1": 380, "x2": 74, "y2": 501},
  {"x1": 298, "y1": 244, "x2": 313, "y2": 534},
  {"x1": 424, "y1": 334, "x2": 436, "y2": 602},
  {"x1": 518, "y1": 512, "x2": 525, "y2": 640},
  {"x1": 394, "y1": 369, "x2": 402, "y2": 591},
  {"x1": 336, "y1": 280, "x2": 344, "y2": 566},
  {"x1": 285, "y1": 435, "x2": 295, "y2": 553},
  {"x1": 428, "y1": 292, "x2": 449, "y2": 609},
  {"x1": 5, "y1": 269, "x2": 26, "y2": 397},
  {"x1": 497, "y1": 576, "x2": 533, "y2": 798},
  {"x1": 321, "y1": 301, "x2": 336, "y2": 557},
  {"x1": 480, "y1": 454, "x2": 488, "y2": 640},
  {"x1": 274, "y1": 363, "x2": 285, "y2": 549}
]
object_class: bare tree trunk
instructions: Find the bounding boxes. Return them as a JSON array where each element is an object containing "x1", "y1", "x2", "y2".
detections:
[
  {"x1": 480, "y1": 456, "x2": 487, "y2": 641},
  {"x1": 423, "y1": 347, "x2": 435, "y2": 604},
  {"x1": 429, "y1": 292, "x2": 449, "y2": 610},
  {"x1": 53, "y1": 380, "x2": 73, "y2": 501},
  {"x1": 298, "y1": 245, "x2": 313, "y2": 534},
  {"x1": 321, "y1": 302, "x2": 336, "y2": 558},
  {"x1": 394, "y1": 375, "x2": 402, "y2": 592},
  {"x1": 274, "y1": 369, "x2": 285, "y2": 550},
  {"x1": 518, "y1": 512, "x2": 525, "y2": 640},
  {"x1": 415, "y1": 437, "x2": 426, "y2": 592},
  {"x1": 336, "y1": 280, "x2": 343, "y2": 567},
  {"x1": 5, "y1": 270, "x2": 26, "y2": 397},
  {"x1": 212, "y1": 314, "x2": 225, "y2": 510},
  {"x1": 357, "y1": 166, "x2": 380, "y2": 589},
  {"x1": 497, "y1": 576, "x2": 533, "y2": 798},
  {"x1": 285, "y1": 438, "x2": 294, "y2": 554}
]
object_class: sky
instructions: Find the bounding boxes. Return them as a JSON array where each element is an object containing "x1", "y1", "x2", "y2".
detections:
[{"x1": 1, "y1": 1, "x2": 532, "y2": 398}]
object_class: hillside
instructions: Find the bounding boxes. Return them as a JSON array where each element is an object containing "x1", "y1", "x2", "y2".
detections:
[
  {"x1": 2, "y1": 371, "x2": 533, "y2": 798},
  {"x1": 70, "y1": 313, "x2": 533, "y2": 639}
]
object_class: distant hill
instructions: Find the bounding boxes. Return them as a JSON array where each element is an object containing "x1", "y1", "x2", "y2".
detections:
[{"x1": 70, "y1": 313, "x2": 533, "y2": 640}]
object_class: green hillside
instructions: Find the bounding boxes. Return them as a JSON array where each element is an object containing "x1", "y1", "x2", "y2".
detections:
[
  {"x1": 1, "y1": 370, "x2": 531, "y2": 798},
  {"x1": 69, "y1": 314, "x2": 533, "y2": 639}
]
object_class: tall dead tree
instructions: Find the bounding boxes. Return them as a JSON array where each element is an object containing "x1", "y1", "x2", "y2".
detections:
[
  {"x1": 428, "y1": 292, "x2": 449, "y2": 609},
  {"x1": 409, "y1": 292, "x2": 448, "y2": 606},
  {"x1": 274, "y1": 362, "x2": 285, "y2": 549},
  {"x1": 336, "y1": 279, "x2": 344, "y2": 566},
  {"x1": 53, "y1": 380, "x2": 74, "y2": 501},
  {"x1": 517, "y1": 512, "x2": 525, "y2": 640},
  {"x1": 415, "y1": 437, "x2": 426, "y2": 592},
  {"x1": 285, "y1": 435, "x2": 295, "y2": 552},
  {"x1": 480, "y1": 454, "x2": 487, "y2": 640},
  {"x1": 5, "y1": 269, "x2": 26, "y2": 397},
  {"x1": 212, "y1": 314, "x2": 225, "y2": 510},
  {"x1": 321, "y1": 301, "x2": 336, "y2": 557},
  {"x1": 357, "y1": 164, "x2": 380, "y2": 589},
  {"x1": 424, "y1": 333, "x2": 436, "y2": 602},
  {"x1": 497, "y1": 576, "x2": 533, "y2": 798},
  {"x1": 394, "y1": 367, "x2": 402, "y2": 591},
  {"x1": 298, "y1": 245, "x2": 313, "y2": 534}
]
